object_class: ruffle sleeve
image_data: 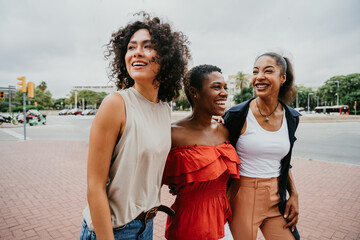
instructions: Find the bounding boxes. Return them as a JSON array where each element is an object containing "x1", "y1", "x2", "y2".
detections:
[{"x1": 162, "y1": 141, "x2": 240, "y2": 185}]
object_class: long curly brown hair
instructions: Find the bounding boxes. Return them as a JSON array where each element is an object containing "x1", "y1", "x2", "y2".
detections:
[{"x1": 105, "y1": 12, "x2": 191, "y2": 102}]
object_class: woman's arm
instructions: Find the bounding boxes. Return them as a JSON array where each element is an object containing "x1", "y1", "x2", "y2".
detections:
[
  {"x1": 87, "y1": 94, "x2": 125, "y2": 240},
  {"x1": 283, "y1": 169, "x2": 299, "y2": 232}
]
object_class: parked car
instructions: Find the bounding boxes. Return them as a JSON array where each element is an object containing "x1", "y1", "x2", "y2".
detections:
[
  {"x1": 81, "y1": 109, "x2": 97, "y2": 115},
  {"x1": 67, "y1": 108, "x2": 82, "y2": 115},
  {"x1": 81, "y1": 109, "x2": 92, "y2": 115},
  {"x1": 58, "y1": 109, "x2": 69, "y2": 115},
  {"x1": 89, "y1": 109, "x2": 97, "y2": 115}
]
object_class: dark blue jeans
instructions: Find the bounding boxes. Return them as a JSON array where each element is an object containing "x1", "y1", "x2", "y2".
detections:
[{"x1": 79, "y1": 218, "x2": 154, "y2": 240}]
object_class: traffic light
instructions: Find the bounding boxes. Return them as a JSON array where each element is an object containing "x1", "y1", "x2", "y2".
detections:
[
  {"x1": 0, "y1": 91, "x2": 4, "y2": 102},
  {"x1": 27, "y1": 82, "x2": 34, "y2": 98},
  {"x1": 17, "y1": 76, "x2": 26, "y2": 92}
]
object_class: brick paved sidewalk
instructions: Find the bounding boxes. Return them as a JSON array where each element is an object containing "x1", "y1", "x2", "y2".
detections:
[{"x1": 0, "y1": 140, "x2": 359, "y2": 239}]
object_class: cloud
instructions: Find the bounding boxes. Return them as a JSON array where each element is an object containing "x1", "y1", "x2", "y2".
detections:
[{"x1": 0, "y1": 0, "x2": 359, "y2": 98}]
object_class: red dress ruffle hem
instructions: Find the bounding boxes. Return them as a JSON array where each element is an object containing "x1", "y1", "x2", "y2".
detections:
[{"x1": 162, "y1": 141, "x2": 240, "y2": 240}]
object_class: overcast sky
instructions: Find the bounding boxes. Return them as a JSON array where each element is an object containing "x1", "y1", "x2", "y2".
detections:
[{"x1": 0, "y1": 0, "x2": 359, "y2": 98}]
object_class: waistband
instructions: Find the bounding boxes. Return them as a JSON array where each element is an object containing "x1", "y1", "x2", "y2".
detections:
[{"x1": 239, "y1": 176, "x2": 279, "y2": 188}]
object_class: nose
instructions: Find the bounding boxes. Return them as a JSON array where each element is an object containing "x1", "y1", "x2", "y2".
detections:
[
  {"x1": 220, "y1": 87, "x2": 228, "y2": 97},
  {"x1": 133, "y1": 46, "x2": 144, "y2": 57},
  {"x1": 256, "y1": 72, "x2": 265, "y2": 80}
]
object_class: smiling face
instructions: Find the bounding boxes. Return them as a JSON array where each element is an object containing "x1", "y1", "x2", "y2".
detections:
[
  {"x1": 125, "y1": 29, "x2": 160, "y2": 84},
  {"x1": 195, "y1": 71, "x2": 228, "y2": 116},
  {"x1": 252, "y1": 56, "x2": 286, "y2": 99}
]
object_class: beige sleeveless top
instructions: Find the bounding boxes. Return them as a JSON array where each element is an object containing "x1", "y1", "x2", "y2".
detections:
[{"x1": 82, "y1": 87, "x2": 171, "y2": 230}]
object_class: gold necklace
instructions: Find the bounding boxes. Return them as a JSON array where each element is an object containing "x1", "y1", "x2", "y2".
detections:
[{"x1": 256, "y1": 98, "x2": 279, "y2": 122}]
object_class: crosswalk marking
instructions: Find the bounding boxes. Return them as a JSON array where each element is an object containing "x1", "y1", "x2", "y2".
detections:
[{"x1": 0, "y1": 129, "x2": 30, "y2": 140}]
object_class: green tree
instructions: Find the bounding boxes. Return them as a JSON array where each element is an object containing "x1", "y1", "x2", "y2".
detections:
[
  {"x1": 32, "y1": 87, "x2": 53, "y2": 108},
  {"x1": 39, "y1": 81, "x2": 47, "y2": 91},
  {"x1": 173, "y1": 89, "x2": 190, "y2": 111},
  {"x1": 67, "y1": 90, "x2": 109, "y2": 109},
  {"x1": 234, "y1": 83, "x2": 253, "y2": 104},
  {"x1": 292, "y1": 86, "x2": 316, "y2": 111},
  {"x1": 235, "y1": 71, "x2": 250, "y2": 92},
  {"x1": 317, "y1": 73, "x2": 360, "y2": 113},
  {"x1": 53, "y1": 98, "x2": 66, "y2": 110}
]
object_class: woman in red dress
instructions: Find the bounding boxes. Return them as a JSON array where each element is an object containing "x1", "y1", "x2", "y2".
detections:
[{"x1": 162, "y1": 65, "x2": 240, "y2": 240}]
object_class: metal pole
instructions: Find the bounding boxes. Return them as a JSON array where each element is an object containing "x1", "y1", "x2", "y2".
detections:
[
  {"x1": 307, "y1": 94, "x2": 310, "y2": 112},
  {"x1": 335, "y1": 80, "x2": 339, "y2": 106},
  {"x1": 23, "y1": 92, "x2": 26, "y2": 140},
  {"x1": 8, "y1": 87, "x2": 12, "y2": 114},
  {"x1": 75, "y1": 91, "x2": 78, "y2": 109}
]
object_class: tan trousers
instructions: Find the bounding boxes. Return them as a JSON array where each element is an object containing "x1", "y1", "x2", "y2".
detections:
[{"x1": 229, "y1": 176, "x2": 295, "y2": 240}]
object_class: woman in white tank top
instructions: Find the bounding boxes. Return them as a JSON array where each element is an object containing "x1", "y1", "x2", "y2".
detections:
[
  {"x1": 224, "y1": 52, "x2": 300, "y2": 240},
  {"x1": 79, "y1": 12, "x2": 190, "y2": 240}
]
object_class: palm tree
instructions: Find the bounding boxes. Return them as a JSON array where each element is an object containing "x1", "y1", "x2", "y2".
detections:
[
  {"x1": 235, "y1": 71, "x2": 249, "y2": 93},
  {"x1": 39, "y1": 81, "x2": 47, "y2": 92}
]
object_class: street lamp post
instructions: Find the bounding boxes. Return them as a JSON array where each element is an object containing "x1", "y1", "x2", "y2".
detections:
[
  {"x1": 335, "y1": 80, "x2": 339, "y2": 106},
  {"x1": 75, "y1": 91, "x2": 78, "y2": 109},
  {"x1": 335, "y1": 93, "x2": 339, "y2": 106},
  {"x1": 308, "y1": 92, "x2": 314, "y2": 113}
]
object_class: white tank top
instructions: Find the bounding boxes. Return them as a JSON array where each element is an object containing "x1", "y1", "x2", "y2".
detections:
[
  {"x1": 83, "y1": 87, "x2": 171, "y2": 230},
  {"x1": 236, "y1": 107, "x2": 290, "y2": 178}
]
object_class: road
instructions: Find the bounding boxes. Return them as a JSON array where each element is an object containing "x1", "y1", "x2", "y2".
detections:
[
  {"x1": 1, "y1": 115, "x2": 359, "y2": 165},
  {"x1": 292, "y1": 121, "x2": 360, "y2": 165}
]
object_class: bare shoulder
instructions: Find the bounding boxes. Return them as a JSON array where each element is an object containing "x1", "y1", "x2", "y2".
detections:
[
  {"x1": 92, "y1": 93, "x2": 125, "y2": 130},
  {"x1": 212, "y1": 120, "x2": 229, "y2": 140},
  {"x1": 170, "y1": 117, "x2": 191, "y2": 147}
]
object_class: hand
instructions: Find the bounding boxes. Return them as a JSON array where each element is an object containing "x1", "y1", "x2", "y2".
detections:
[
  {"x1": 168, "y1": 185, "x2": 177, "y2": 196},
  {"x1": 212, "y1": 116, "x2": 225, "y2": 124},
  {"x1": 283, "y1": 193, "x2": 299, "y2": 232}
]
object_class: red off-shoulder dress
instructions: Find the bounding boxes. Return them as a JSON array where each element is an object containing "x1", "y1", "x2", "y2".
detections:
[{"x1": 162, "y1": 141, "x2": 240, "y2": 240}]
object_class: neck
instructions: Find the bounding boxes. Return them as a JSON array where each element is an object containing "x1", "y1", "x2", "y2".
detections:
[
  {"x1": 188, "y1": 106, "x2": 213, "y2": 129},
  {"x1": 133, "y1": 82, "x2": 159, "y2": 103},
  {"x1": 257, "y1": 96, "x2": 279, "y2": 114}
]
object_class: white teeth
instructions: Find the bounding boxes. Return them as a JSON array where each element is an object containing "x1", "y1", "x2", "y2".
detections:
[
  {"x1": 133, "y1": 62, "x2": 146, "y2": 66},
  {"x1": 256, "y1": 84, "x2": 268, "y2": 89},
  {"x1": 215, "y1": 101, "x2": 226, "y2": 105}
]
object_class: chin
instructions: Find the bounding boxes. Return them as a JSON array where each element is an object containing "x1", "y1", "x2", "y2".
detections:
[
  {"x1": 214, "y1": 109, "x2": 225, "y2": 116},
  {"x1": 255, "y1": 91, "x2": 269, "y2": 98}
]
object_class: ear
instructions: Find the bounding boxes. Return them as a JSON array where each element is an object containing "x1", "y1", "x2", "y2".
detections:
[
  {"x1": 281, "y1": 73, "x2": 286, "y2": 86},
  {"x1": 189, "y1": 86, "x2": 198, "y2": 99}
]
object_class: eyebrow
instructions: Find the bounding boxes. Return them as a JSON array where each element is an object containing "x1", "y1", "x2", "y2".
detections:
[
  {"x1": 128, "y1": 39, "x2": 152, "y2": 44},
  {"x1": 210, "y1": 81, "x2": 226, "y2": 86},
  {"x1": 264, "y1": 65, "x2": 275, "y2": 69},
  {"x1": 253, "y1": 65, "x2": 275, "y2": 70}
]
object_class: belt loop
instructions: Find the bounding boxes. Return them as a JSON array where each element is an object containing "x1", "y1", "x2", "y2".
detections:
[{"x1": 255, "y1": 178, "x2": 258, "y2": 189}]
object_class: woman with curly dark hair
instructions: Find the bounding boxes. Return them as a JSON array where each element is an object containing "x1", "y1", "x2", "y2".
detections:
[{"x1": 79, "y1": 12, "x2": 190, "y2": 240}]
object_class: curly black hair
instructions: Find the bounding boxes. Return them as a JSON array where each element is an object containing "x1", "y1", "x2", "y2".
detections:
[
  {"x1": 105, "y1": 12, "x2": 191, "y2": 102},
  {"x1": 255, "y1": 52, "x2": 297, "y2": 104},
  {"x1": 184, "y1": 64, "x2": 222, "y2": 107}
]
